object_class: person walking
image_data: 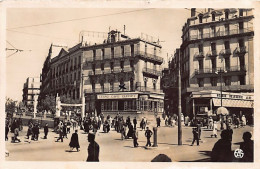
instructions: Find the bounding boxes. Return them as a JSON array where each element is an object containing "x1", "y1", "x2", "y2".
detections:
[
  {"x1": 211, "y1": 130, "x2": 232, "y2": 162},
  {"x1": 241, "y1": 115, "x2": 247, "y2": 127},
  {"x1": 191, "y1": 128, "x2": 199, "y2": 146},
  {"x1": 208, "y1": 117, "x2": 213, "y2": 129},
  {"x1": 5, "y1": 124, "x2": 9, "y2": 141},
  {"x1": 240, "y1": 132, "x2": 253, "y2": 162},
  {"x1": 211, "y1": 121, "x2": 218, "y2": 138},
  {"x1": 63, "y1": 122, "x2": 68, "y2": 139},
  {"x1": 69, "y1": 130, "x2": 80, "y2": 152},
  {"x1": 132, "y1": 128, "x2": 139, "y2": 147},
  {"x1": 121, "y1": 124, "x2": 126, "y2": 140},
  {"x1": 145, "y1": 127, "x2": 153, "y2": 147},
  {"x1": 133, "y1": 117, "x2": 137, "y2": 130},
  {"x1": 56, "y1": 127, "x2": 63, "y2": 142},
  {"x1": 67, "y1": 120, "x2": 71, "y2": 134},
  {"x1": 226, "y1": 125, "x2": 233, "y2": 142},
  {"x1": 86, "y1": 133, "x2": 100, "y2": 162},
  {"x1": 126, "y1": 123, "x2": 134, "y2": 139},
  {"x1": 13, "y1": 127, "x2": 21, "y2": 143},
  {"x1": 156, "y1": 116, "x2": 161, "y2": 127},
  {"x1": 197, "y1": 121, "x2": 202, "y2": 140},
  {"x1": 44, "y1": 123, "x2": 49, "y2": 139},
  {"x1": 33, "y1": 124, "x2": 40, "y2": 141}
]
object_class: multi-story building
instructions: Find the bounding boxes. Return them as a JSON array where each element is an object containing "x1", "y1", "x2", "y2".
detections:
[
  {"x1": 83, "y1": 30, "x2": 164, "y2": 115},
  {"x1": 22, "y1": 77, "x2": 41, "y2": 108},
  {"x1": 179, "y1": 8, "x2": 254, "y2": 118},
  {"x1": 39, "y1": 30, "x2": 165, "y2": 116},
  {"x1": 161, "y1": 49, "x2": 180, "y2": 117}
]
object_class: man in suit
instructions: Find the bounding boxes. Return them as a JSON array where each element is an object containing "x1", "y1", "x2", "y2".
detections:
[
  {"x1": 86, "y1": 133, "x2": 100, "y2": 162},
  {"x1": 145, "y1": 127, "x2": 153, "y2": 147},
  {"x1": 44, "y1": 123, "x2": 49, "y2": 139}
]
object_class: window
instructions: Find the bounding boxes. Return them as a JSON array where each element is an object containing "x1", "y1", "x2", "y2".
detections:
[
  {"x1": 239, "y1": 39, "x2": 244, "y2": 47},
  {"x1": 224, "y1": 77, "x2": 231, "y2": 86},
  {"x1": 101, "y1": 83, "x2": 104, "y2": 92},
  {"x1": 110, "y1": 82, "x2": 114, "y2": 92},
  {"x1": 225, "y1": 57, "x2": 230, "y2": 71},
  {"x1": 154, "y1": 47, "x2": 157, "y2": 56},
  {"x1": 92, "y1": 64, "x2": 96, "y2": 72},
  {"x1": 198, "y1": 59, "x2": 204, "y2": 70},
  {"x1": 239, "y1": 75, "x2": 245, "y2": 85},
  {"x1": 210, "y1": 77, "x2": 217, "y2": 86},
  {"x1": 101, "y1": 63, "x2": 104, "y2": 71},
  {"x1": 78, "y1": 71, "x2": 81, "y2": 81},
  {"x1": 198, "y1": 44, "x2": 203, "y2": 52},
  {"x1": 145, "y1": 44, "x2": 147, "y2": 54},
  {"x1": 239, "y1": 22, "x2": 244, "y2": 30},
  {"x1": 211, "y1": 58, "x2": 216, "y2": 71},
  {"x1": 131, "y1": 45, "x2": 134, "y2": 56},
  {"x1": 199, "y1": 15, "x2": 203, "y2": 23},
  {"x1": 224, "y1": 24, "x2": 229, "y2": 35},
  {"x1": 239, "y1": 9, "x2": 243, "y2": 17},
  {"x1": 120, "y1": 61, "x2": 124, "y2": 70},
  {"x1": 211, "y1": 26, "x2": 216, "y2": 37},
  {"x1": 101, "y1": 49, "x2": 105, "y2": 60},
  {"x1": 225, "y1": 11, "x2": 229, "y2": 19},
  {"x1": 130, "y1": 60, "x2": 134, "y2": 68},
  {"x1": 211, "y1": 42, "x2": 216, "y2": 51},
  {"x1": 199, "y1": 28, "x2": 203, "y2": 39},
  {"x1": 121, "y1": 46, "x2": 124, "y2": 56},
  {"x1": 92, "y1": 82, "x2": 95, "y2": 92},
  {"x1": 93, "y1": 50, "x2": 96, "y2": 60},
  {"x1": 224, "y1": 41, "x2": 230, "y2": 49},
  {"x1": 110, "y1": 62, "x2": 114, "y2": 71},
  {"x1": 239, "y1": 56, "x2": 245, "y2": 69},
  {"x1": 198, "y1": 78, "x2": 204, "y2": 87},
  {"x1": 144, "y1": 78, "x2": 147, "y2": 88},
  {"x1": 212, "y1": 13, "x2": 215, "y2": 21},
  {"x1": 130, "y1": 78, "x2": 134, "y2": 91},
  {"x1": 111, "y1": 47, "x2": 114, "y2": 58},
  {"x1": 153, "y1": 82, "x2": 156, "y2": 89}
]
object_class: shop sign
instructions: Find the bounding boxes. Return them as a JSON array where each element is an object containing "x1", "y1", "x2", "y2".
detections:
[{"x1": 97, "y1": 94, "x2": 138, "y2": 99}]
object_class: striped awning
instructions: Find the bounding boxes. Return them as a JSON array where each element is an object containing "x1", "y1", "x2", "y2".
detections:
[{"x1": 213, "y1": 99, "x2": 254, "y2": 108}]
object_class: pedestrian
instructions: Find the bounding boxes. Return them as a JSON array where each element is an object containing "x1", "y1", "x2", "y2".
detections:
[
  {"x1": 121, "y1": 124, "x2": 126, "y2": 140},
  {"x1": 26, "y1": 123, "x2": 33, "y2": 143},
  {"x1": 44, "y1": 123, "x2": 49, "y2": 139},
  {"x1": 226, "y1": 125, "x2": 233, "y2": 142},
  {"x1": 184, "y1": 116, "x2": 189, "y2": 127},
  {"x1": 133, "y1": 117, "x2": 137, "y2": 129},
  {"x1": 156, "y1": 116, "x2": 161, "y2": 127},
  {"x1": 140, "y1": 118, "x2": 144, "y2": 130},
  {"x1": 191, "y1": 128, "x2": 199, "y2": 146},
  {"x1": 211, "y1": 130, "x2": 232, "y2": 162},
  {"x1": 145, "y1": 127, "x2": 153, "y2": 147},
  {"x1": 33, "y1": 124, "x2": 40, "y2": 141},
  {"x1": 67, "y1": 120, "x2": 71, "y2": 134},
  {"x1": 5, "y1": 124, "x2": 9, "y2": 141},
  {"x1": 240, "y1": 132, "x2": 253, "y2": 162},
  {"x1": 126, "y1": 123, "x2": 134, "y2": 139},
  {"x1": 86, "y1": 133, "x2": 100, "y2": 162},
  {"x1": 63, "y1": 122, "x2": 68, "y2": 139},
  {"x1": 241, "y1": 115, "x2": 247, "y2": 127},
  {"x1": 197, "y1": 121, "x2": 202, "y2": 140},
  {"x1": 69, "y1": 130, "x2": 80, "y2": 152},
  {"x1": 165, "y1": 116, "x2": 168, "y2": 126},
  {"x1": 208, "y1": 117, "x2": 213, "y2": 129},
  {"x1": 13, "y1": 127, "x2": 21, "y2": 143},
  {"x1": 211, "y1": 121, "x2": 218, "y2": 138},
  {"x1": 56, "y1": 128, "x2": 63, "y2": 142},
  {"x1": 132, "y1": 128, "x2": 139, "y2": 147}
]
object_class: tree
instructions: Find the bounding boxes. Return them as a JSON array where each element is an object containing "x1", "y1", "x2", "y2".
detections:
[
  {"x1": 5, "y1": 97, "x2": 16, "y2": 117},
  {"x1": 38, "y1": 95, "x2": 56, "y2": 114}
]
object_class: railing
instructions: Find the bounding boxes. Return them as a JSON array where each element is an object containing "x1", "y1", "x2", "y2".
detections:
[
  {"x1": 194, "y1": 52, "x2": 205, "y2": 58},
  {"x1": 195, "y1": 65, "x2": 246, "y2": 75},
  {"x1": 219, "y1": 49, "x2": 231, "y2": 56},
  {"x1": 206, "y1": 50, "x2": 218, "y2": 57},
  {"x1": 135, "y1": 51, "x2": 163, "y2": 63},
  {"x1": 142, "y1": 67, "x2": 162, "y2": 76},
  {"x1": 188, "y1": 27, "x2": 253, "y2": 41},
  {"x1": 136, "y1": 86, "x2": 163, "y2": 93}
]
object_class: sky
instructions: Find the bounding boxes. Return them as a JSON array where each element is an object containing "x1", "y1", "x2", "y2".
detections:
[{"x1": 6, "y1": 8, "x2": 191, "y2": 101}]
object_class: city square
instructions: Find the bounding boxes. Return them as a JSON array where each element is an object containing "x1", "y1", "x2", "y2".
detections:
[{"x1": 4, "y1": 6, "x2": 255, "y2": 165}]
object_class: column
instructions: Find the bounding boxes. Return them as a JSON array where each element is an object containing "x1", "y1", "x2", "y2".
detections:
[
  {"x1": 192, "y1": 99, "x2": 195, "y2": 117},
  {"x1": 210, "y1": 98, "x2": 213, "y2": 114}
]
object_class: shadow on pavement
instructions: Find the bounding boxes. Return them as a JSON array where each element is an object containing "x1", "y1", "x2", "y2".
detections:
[
  {"x1": 179, "y1": 151, "x2": 212, "y2": 162},
  {"x1": 65, "y1": 150, "x2": 79, "y2": 153}
]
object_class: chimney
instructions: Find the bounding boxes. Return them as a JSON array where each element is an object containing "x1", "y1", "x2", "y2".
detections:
[
  {"x1": 191, "y1": 8, "x2": 196, "y2": 17},
  {"x1": 118, "y1": 31, "x2": 121, "y2": 41}
]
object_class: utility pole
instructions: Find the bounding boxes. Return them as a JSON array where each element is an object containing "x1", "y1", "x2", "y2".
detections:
[{"x1": 178, "y1": 49, "x2": 182, "y2": 145}]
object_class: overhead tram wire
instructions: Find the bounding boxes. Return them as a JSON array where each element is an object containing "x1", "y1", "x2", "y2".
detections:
[{"x1": 7, "y1": 8, "x2": 154, "y2": 30}]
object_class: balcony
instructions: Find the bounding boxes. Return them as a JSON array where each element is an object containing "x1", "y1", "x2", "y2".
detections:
[
  {"x1": 142, "y1": 67, "x2": 162, "y2": 77},
  {"x1": 135, "y1": 51, "x2": 163, "y2": 64},
  {"x1": 206, "y1": 50, "x2": 218, "y2": 58},
  {"x1": 219, "y1": 49, "x2": 231, "y2": 57},
  {"x1": 233, "y1": 46, "x2": 247, "y2": 56},
  {"x1": 194, "y1": 52, "x2": 205, "y2": 59},
  {"x1": 187, "y1": 27, "x2": 253, "y2": 41},
  {"x1": 136, "y1": 86, "x2": 163, "y2": 94},
  {"x1": 194, "y1": 65, "x2": 246, "y2": 78}
]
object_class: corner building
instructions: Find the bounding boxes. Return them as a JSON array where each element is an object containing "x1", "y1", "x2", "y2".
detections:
[
  {"x1": 180, "y1": 8, "x2": 254, "y2": 117},
  {"x1": 83, "y1": 30, "x2": 164, "y2": 115},
  {"x1": 22, "y1": 77, "x2": 41, "y2": 108}
]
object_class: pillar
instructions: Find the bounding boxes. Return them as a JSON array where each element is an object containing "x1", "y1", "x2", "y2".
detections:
[
  {"x1": 192, "y1": 99, "x2": 195, "y2": 118},
  {"x1": 153, "y1": 127, "x2": 158, "y2": 147}
]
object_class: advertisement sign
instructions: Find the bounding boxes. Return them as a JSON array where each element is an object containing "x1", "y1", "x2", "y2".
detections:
[{"x1": 97, "y1": 94, "x2": 138, "y2": 99}]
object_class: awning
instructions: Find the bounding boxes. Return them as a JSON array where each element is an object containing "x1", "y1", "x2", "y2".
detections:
[{"x1": 213, "y1": 98, "x2": 254, "y2": 108}]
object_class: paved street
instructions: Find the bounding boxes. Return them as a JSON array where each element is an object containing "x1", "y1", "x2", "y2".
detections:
[{"x1": 5, "y1": 122, "x2": 253, "y2": 162}]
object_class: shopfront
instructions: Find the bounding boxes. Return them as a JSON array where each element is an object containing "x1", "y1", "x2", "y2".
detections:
[
  {"x1": 190, "y1": 90, "x2": 254, "y2": 118},
  {"x1": 96, "y1": 92, "x2": 164, "y2": 114}
]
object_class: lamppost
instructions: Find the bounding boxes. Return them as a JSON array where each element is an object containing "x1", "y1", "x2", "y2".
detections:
[{"x1": 81, "y1": 73, "x2": 88, "y2": 118}]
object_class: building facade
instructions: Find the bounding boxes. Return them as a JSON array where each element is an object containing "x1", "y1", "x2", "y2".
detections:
[
  {"x1": 83, "y1": 30, "x2": 164, "y2": 115},
  {"x1": 22, "y1": 77, "x2": 41, "y2": 108},
  {"x1": 179, "y1": 8, "x2": 254, "y2": 117},
  {"x1": 39, "y1": 30, "x2": 165, "y2": 116}
]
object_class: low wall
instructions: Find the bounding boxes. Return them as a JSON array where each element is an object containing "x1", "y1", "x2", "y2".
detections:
[{"x1": 12, "y1": 116, "x2": 55, "y2": 128}]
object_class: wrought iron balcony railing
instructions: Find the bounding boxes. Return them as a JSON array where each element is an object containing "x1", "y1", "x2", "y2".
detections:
[{"x1": 194, "y1": 52, "x2": 205, "y2": 59}]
